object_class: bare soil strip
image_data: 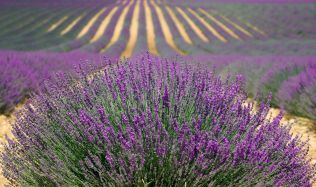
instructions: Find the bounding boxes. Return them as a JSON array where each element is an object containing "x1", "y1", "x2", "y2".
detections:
[
  {"x1": 47, "y1": 16, "x2": 69, "y2": 32},
  {"x1": 176, "y1": 6, "x2": 209, "y2": 43},
  {"x1": 188, "y1": 8, "x2": 227, "y2": 43},
  {"x1": 151, "y1": 0, "x2": 185, "y2": 55},
  {"x1": 0, "y1": 112, "x2": 16, "y2": 187},
  {"x1": 144, "y1": 0, "x2": 159, "y2": 55},
  {"x1": 89, "y1": 7, "x2": 119, "y2": 43},
  {"x1": 121, "y1": 0, "x2": 141, "y2": 58},
  {"x1": 165, "y1": 5, "x2": 193, "y2": 45},
  {"x1": 61, "y1": 13, "x2": 85, "y2": 36},
  {"x1": 217, "y1": 12, "x2": 254, "y2": 38},
  {"x1": 199, "y1": 8, "x2": 241, "y2": 40},
  {"x1": 237, "y1": 16, "x2": 266, "y2": 36},
  {"x1": 76, "y1": 7, "x2": 107, "y2": 39},
  {"x1": 100, "y1": 0, "x2": 133, "y2": 53}
]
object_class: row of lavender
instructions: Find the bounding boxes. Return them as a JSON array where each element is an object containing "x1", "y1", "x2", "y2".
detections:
[
  {"x1": 166, "y1": 2, "x2": 316, "y2": 40},
  {"x1": 2, "y1": 53, "x2": 315, "y2": 186},
  {"x1": 0, "y1": 51, "x2": 104, "y2": 114},
  {"x1": 184, "y1": 55, "x2": 316, "y2": 120},
  {"x1": 1, "y1": 51, "x2": 315, "y2": 121}
]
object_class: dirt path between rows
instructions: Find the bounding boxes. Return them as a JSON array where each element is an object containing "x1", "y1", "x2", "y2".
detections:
[
  {"x1": 0, "y1": 114, "x2": 15, "y2": 187},
  {"x1": 0, "y1": 107, "x2": 315, "y2": 186}
]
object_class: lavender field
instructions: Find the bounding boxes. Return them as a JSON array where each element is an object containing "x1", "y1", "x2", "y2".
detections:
[{"x1": 0, "y1": 0, "x2": 316, "y2": 186}]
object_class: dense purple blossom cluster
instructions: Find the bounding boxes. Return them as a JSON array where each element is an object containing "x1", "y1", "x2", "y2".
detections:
[
  {"x1": 1, "y1": 54, "x2": 315, "y2": 186},
  {"x1": 0, "y1": 51, "x2": 102, "y2": 113}
]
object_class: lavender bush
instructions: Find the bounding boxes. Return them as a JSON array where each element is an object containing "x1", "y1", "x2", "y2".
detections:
[{"x1": 2, "y1": 53, "x2": 315, "y2": 186}]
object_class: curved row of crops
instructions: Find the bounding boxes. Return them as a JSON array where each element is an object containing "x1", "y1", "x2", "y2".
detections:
[
  {"x1": 186, "y1": 55, "x2": 316, "y2": 120},
  {"x1": 0, "y1": 51, "x2": 104, "y2": 114},
  {"x1": 0, "y1": 0, "x2": 265, "y2": 57},
  {"x1": 1, "y1": 51, "x2": 315, "y2": 121}
]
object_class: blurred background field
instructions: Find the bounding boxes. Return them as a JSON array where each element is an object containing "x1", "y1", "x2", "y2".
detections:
[{"x1": 0, "y1": 0, "x2": 315, "y2": 186}]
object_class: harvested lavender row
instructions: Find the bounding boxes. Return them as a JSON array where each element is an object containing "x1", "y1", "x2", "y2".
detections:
[
  {"x1": 2, "y1": 53, "x2": 315, "y2": 186},
  {"x1": 82, "y1": 2, "x2": 128, "y2": 53}
]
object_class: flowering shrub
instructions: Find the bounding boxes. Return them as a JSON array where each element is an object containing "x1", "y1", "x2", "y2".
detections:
[{"x1": 1, "y1": 54, "x2": 315, "y2": 186}]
